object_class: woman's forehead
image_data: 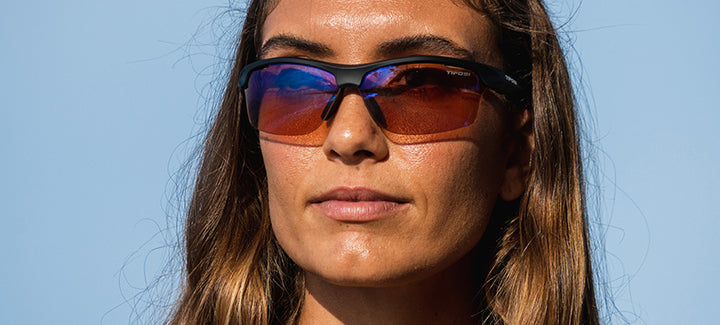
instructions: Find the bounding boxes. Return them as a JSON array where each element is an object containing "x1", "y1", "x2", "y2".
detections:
[{"x1": 261, "y1": 0, "x2": 501, "y2": 65}]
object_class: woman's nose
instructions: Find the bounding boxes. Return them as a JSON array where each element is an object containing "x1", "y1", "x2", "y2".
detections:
[{"x1": 321, "y1": 91, "x2": 389, "y2": 165}]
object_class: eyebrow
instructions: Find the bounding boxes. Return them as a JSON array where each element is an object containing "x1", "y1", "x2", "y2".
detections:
[
  {"x1": 376, "y1": 35, "x2": 476, "y2": 61},
  {"x1": 259, "y1": 34, "x2": 476, "y2": 61},
  {"x1": 259, "y1": 34, "x2": 334, "y2": 59}
]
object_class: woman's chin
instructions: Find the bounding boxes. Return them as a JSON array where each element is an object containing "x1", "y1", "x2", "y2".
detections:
[
  {"x1": 300, "y1": 250, "x2": 457, "y2": 289},
  {"x1": 305, "y1": 265, "x2": 432, "y2": 289}
]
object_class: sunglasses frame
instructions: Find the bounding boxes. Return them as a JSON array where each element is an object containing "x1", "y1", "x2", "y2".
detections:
[{"x1": 238, "y1": 55, "x2": 522, "y2": 135}]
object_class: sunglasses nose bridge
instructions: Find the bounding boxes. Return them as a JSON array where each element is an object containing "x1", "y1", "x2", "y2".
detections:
[
  {"x1": 321, "y1": 68, "x2": 369, "y2": 121},
  {"x1": 333, "y1": 69, "x2": 365, "y2": 88}
]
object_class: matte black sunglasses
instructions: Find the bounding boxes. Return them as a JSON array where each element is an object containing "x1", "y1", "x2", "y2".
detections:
[{"x1": 238, "y1": 55, "x2": 521, "y2": 136}]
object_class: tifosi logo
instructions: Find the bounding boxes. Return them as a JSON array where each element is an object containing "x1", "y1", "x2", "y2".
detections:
[{"x1": 447, "y1": 70, "x2": 471, "y2": 77}]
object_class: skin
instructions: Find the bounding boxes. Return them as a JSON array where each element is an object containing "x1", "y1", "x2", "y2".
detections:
[{"x1": 259, "y1": 0, "x2": 530, "y2": 323}]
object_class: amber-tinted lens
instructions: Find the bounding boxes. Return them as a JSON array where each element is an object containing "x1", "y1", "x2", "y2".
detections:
[
  {"x1": 359, "y1": 63, "x2": 483, "y2": 135},
  {"x1": 244, "y1": 63, "x2": 338, "y2": 135},
  {"x1": 245, "y1": 62, "x2": 484, "y2": 136}
]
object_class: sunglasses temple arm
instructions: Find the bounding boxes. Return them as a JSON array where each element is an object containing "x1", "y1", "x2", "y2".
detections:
[{"x1": 477, "y1": 65, "x2": 522, "y2": 96}]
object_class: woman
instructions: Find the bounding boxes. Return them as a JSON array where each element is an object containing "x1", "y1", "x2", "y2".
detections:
[{"x1": 169, "y1": 0, "x2": 599, "y2": 323}]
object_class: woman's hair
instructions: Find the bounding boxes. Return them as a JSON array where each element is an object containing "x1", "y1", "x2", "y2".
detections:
[{"x1": 168, "y1": 0, "x2": 600, "y2": 323}]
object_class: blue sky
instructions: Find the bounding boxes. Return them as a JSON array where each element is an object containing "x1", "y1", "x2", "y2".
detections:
[{"x1": 2, "y1": 0, "x2": 718, "y2": 323}]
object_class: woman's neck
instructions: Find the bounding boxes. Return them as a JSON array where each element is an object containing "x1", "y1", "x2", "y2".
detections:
[{"x1": 296, "y1": 255, "x2": 481, "y2": 325}]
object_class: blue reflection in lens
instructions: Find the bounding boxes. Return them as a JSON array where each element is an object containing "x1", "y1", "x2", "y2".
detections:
[{"x1": 274, "y1": 67, "x2": 335, "y2": 92}]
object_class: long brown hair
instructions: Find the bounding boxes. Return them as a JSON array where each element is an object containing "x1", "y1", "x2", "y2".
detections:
[{"x1": 168, "y1": 0, "x2": 600, "y2": 323}]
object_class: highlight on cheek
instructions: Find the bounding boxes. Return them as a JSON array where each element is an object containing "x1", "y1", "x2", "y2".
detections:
[
  {"x1": 258, "y1": 124, "x2": 330, "y2": 147},
  {"x1": 259, "y1": 122, "x2": 481, "y2": 146}
]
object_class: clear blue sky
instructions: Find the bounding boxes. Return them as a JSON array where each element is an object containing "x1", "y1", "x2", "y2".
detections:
[{"x1": 1, "y1": 0, "x2": 718, "y2": 324}]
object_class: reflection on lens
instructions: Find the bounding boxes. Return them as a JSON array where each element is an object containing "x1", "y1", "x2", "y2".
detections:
[
  {"x1": 360, "y1": 63, "x2": 483, "y2": 134},
  {"x1": 245, "y1": 64, "x2": 337, "y2": 135}
]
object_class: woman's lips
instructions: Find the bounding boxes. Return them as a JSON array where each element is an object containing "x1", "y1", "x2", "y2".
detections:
[{"x1": 310, "y1": 187, "x2": 409, "y2": 222}]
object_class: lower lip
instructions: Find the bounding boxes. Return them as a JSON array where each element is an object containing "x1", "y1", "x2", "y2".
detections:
[{"x1": 313, "y1": 200, "x2": 406, "y2": 222}]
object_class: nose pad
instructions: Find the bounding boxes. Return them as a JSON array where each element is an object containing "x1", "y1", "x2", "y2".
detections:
[
  {"x1": 361, "y1": 96, "x2": 387, "y2": 129},
  {"x1": 321, "y1": 87, "x2": 345, "y2": 121}
]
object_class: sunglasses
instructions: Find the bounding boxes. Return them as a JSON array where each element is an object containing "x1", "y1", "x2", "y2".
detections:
[{"x1": 238, "y1": 55, "x2": 521, "y2": 137}]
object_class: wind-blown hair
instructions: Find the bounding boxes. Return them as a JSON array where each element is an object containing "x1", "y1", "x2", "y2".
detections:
[{"x1": 168, "y1": 0, "x2": 600, "y2": 323}]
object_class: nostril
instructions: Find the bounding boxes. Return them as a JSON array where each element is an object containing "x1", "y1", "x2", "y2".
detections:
[
  {"x1": 327, "y1": 148, "x2": 376, "y2": 165},
  {"x1": 356, "y1": 150, "x2": 374, "y2": 158},
  {"x1": 329, "y1": 149, "x2": 374, "y2": 158}
]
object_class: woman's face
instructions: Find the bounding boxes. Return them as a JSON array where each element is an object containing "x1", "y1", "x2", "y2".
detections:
[{"x1": 260, "y1": 0, "x2": 526, "y2": 286}]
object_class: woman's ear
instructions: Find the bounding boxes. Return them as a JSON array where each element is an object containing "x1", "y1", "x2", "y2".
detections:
[{"x1": 500, "y1": 108, "x2": 533, "y2": 201}]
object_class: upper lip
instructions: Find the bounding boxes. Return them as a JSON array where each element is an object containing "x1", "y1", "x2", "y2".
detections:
[{"x1": 309, "y1": 187, "x2": 410, "y2": 204}]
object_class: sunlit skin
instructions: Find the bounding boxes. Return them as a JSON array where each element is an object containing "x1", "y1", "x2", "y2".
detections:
[{"x1": 259, "y1": 0, "x2": 530, "y2": 323}]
